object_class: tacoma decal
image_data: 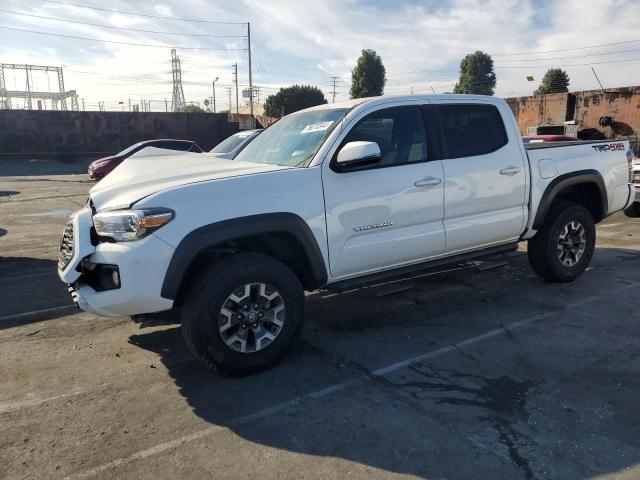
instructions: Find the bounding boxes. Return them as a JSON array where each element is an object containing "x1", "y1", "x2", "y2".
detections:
[{"x1": 353, "y1": 222, "x2": 393, "y2": 232}]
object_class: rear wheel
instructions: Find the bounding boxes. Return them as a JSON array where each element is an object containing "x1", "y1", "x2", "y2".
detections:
[
  {"x1": 528, "y1": 202, "x2": 595, "y2": 282},
  {"x1": 181, "y1": 253, "x2": 304, "y2": 376},
  {"x1": 624, "y1": 202, "x2": 640, "y2": 218}
]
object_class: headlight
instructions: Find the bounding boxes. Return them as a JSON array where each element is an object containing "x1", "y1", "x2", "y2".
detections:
[{"x1": 93, "y1": 208, "x2": 174, "y2": 242}]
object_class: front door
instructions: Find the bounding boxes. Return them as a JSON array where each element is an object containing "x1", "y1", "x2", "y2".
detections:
[{"x1": 322, "y1": 105, "x2": 446, "y2": 279}]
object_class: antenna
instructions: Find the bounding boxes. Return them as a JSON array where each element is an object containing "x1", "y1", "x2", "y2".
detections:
[{"x1": 591, "y1": 67, "x2": 606, "y2": 94}]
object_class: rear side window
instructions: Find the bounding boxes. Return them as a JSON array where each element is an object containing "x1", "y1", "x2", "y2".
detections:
[
  {"x1": 438, "y1": 104, "x2": 507, "y2": 158},
  {"x1": 153, "y1": 140, "x2": 191, "y2": 151}
]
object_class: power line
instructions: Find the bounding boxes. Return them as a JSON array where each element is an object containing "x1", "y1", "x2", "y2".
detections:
[
  {"x1": 0, "y1": 25, "x2": 247, "y2": 51},
  {"x1": 495, "y1": 47, "x2": 640, "y2": 63},
  {"x1": 494, "y1": 57, "x2": 640, "y2": 69},
  {"x1": 1, "y1": 9, "x2": 247, "y2": 37},
  {"x1": 493, "y1": 39, "x2": 640, "y2": 56},
  {"x1": 41, "y1": 0, "x2": 246, "y2": 25}
]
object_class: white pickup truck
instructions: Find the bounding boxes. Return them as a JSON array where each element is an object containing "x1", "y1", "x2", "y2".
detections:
[{"x1": 58, "y1": 95, "x2": 635, "y2": 375}]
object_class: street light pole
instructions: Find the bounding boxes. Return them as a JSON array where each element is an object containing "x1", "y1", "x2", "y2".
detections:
[{"x1": 212, "y1": 76, "x2": 219, "y2": 113}]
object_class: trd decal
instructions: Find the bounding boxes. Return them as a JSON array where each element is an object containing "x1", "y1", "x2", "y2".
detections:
[{"x1": 591, "y1": 143, "x2": 625, "y2": 152}]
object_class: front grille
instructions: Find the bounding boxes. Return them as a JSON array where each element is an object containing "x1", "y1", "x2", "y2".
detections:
[
  {"x1": 58, "y1": 219, "x2": 75, "y2": 270},
  {"x1": 633, "y1": 173, "x2": 640, "y2": 185}
]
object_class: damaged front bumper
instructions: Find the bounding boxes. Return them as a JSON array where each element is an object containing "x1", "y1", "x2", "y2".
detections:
[{"x1": 57, "y1": 207, "x2": 175, "y2": 317}]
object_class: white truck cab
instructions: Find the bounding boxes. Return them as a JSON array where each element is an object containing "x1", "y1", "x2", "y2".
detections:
[{"x1": 59, "y1": 95, "x2": 635, "y2": 374}]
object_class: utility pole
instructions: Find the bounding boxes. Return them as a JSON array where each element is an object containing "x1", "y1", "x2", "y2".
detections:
[
  {"x1": 164, "y1": 98, "x2": 168, "y2": 112},
  {"x1": 330, "y1": 76, "x2": 338, "y2": 103},
  {"x1": 247, "y1": 22, "x2": 254, "y2": 128},
  {"x1": 226, "y1": 87, "x2": 232, "y2": 111},
  {"x1": 212, "y1": 76, "x2": 219, "y2": 113},
  {"x1": 25, "y1": 64, "x2": 32, "y2": 110},
  {"x1": 233, "y1": 63, "x2": 239, "y2": 116},
  {"x1": 82, "y1": 98, "x2": 85, "y2": 110}
]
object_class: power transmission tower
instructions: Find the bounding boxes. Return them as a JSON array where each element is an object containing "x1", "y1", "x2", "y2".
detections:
[
  {"x1": 0, "y1": 63, "x2": 77, "y2": 110},
  {"x1": 170, "y1": 49, "x2": 186, "y2": 112},
  {"x1": 232, "y1": 63, "x2": 239, "y2": 115},
  {"x1": 330, "y1": 76, "x2": 339, "y2": 103}
]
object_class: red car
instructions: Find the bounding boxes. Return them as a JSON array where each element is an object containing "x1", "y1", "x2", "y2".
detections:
[
  {"x1": 88, "y1": 139, "x2": 203, "y2": 180},
  {"x1": 522, "y1": 135, "x2": 579, "y2": 143}
]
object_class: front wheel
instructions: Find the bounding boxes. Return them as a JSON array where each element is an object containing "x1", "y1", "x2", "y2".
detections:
[
  {"x1": 527, "y1": 202, "x2": 596, "y2": 282},
  {"x1": 181, "y1": 253, "x2": 305, "y2": 376}
]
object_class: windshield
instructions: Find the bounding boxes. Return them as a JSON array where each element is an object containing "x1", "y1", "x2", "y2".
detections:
[
  {"x1": 235, "y1": 108, "x2": 348, "y2": 166},
  {"x1": 210, "y1": 132, "x2": 254, "y2": 153}
]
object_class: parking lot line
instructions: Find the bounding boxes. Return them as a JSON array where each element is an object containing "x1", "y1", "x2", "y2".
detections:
[
  {"x1": 0, "y1": 391, "x2": 83, "y2": 415},
  {"x1": 0, "y1": 305, "x2": 75, "y2": 323},
  {"x1": 61, "y1": 280, "x2": 640, "y2": 480},
  {"x1": 1, "y1": 269, "x2": 57, "y2": 282}
]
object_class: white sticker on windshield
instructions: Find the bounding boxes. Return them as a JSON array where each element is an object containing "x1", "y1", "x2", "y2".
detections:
[{"x1": 301, "y1": 121, "x2": 334, "y2": 134}]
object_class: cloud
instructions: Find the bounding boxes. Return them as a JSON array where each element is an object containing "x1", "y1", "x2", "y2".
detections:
[{"x1": 2, "y1": 0, "x2": 639, "y2": 109}]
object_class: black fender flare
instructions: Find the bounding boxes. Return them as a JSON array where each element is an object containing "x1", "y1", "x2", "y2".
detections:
[
  {"x1": 532, "y1": 169, "x2": 607, "y2": 230},
  {"x1": 160, "y1": 212, "x2": 328, "y2": 300}
]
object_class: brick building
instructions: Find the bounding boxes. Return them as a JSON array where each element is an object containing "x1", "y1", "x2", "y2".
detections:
[{"x1": 505, "y1": 86, "x2": 639, "y2": 150}]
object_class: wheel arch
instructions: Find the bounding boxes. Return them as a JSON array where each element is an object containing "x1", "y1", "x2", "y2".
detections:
[
  {"x1": 160, "y1": 213, "x2": 328, "y2": 302},
  {"x1": 533, "y1": 170, "x2": 607, "y2": 230}
]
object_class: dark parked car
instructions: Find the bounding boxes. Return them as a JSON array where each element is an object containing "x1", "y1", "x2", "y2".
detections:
[{"x1": 88, "y1": 139, "x2": 203, "y2": 180}]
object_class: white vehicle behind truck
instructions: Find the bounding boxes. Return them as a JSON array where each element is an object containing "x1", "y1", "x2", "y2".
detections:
[{"x1": 58, "y1": 95, "x2": 635, "y2": 375}]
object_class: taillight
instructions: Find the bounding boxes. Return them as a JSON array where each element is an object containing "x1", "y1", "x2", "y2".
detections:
[{"x1": 627, "y1": 149, "x2": 634, "y2": 182}]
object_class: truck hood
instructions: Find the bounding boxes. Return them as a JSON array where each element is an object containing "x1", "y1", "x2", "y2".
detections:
[{"x1": 90, "y1": 147, "x2": 290, "y2": 210}]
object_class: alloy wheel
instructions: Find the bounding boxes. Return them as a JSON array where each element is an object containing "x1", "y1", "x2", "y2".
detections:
[{"x1": 218, "y1": 283, "x2": 285, "y2": 353}]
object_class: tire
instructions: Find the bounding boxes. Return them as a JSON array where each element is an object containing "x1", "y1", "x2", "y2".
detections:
[
  {"x1": 624, "y1": 202, "x2": 640, "y2": 218},
  {"x1": 527, "y1": 202, "x2": 596, "y2": 282},
  {"x1": 181, "y1": 252, "x2": 304, "y2": 376}
]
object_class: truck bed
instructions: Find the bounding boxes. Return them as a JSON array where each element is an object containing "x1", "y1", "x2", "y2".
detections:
[{"x1": 524, "y1": 139, "x2": 625, "y2": 150}]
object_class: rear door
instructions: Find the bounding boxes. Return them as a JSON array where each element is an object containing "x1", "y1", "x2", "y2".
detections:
[
  {"x1": 322, "y1": 105, "x2": 446, "y2": 279},
  {"x1": 431, "y1": 101, "x2": 527, "y2": 252}
]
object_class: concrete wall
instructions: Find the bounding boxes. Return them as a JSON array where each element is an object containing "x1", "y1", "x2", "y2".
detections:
[
  {"x1": 0, "y1": 110, "x2": 239, "y2": 161},
  {"x1": 505, "y1": 86, "x2": 639, "y2": 144}
]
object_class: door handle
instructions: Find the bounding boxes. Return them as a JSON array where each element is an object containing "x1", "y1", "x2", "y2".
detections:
[
  {"x1": 414, "y1": 176, "x2": 442, "y2": 187},
  {"x1": 500, "y1": 165, "x2": 521, "y2": 176}
]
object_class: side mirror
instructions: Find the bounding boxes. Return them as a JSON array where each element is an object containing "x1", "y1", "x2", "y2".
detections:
[{"x1": 335, "y1": 141, "x2": 381, "y2": 171}]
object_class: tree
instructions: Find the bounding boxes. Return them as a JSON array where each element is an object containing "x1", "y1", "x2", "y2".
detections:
[
  {"x1": 184, "y1": 105, "x2": 205, "y2": 113},
  {"x1": 534, "y1": 68, "x2": 570, "y2": 95},
  {"x1": 263, "y1": 85, "x2": 327, "y2": 117},
  {"x1": 453, "y1": 51, "x2": 496, "y2": 96},
  {"x1": 350, "y1": 49, "x2": 386, "y2": 98}
]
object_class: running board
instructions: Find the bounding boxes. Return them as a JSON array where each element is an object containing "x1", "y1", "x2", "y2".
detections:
[{"x1": 323, "y1": 243, "x2": 519, "y2": 293}]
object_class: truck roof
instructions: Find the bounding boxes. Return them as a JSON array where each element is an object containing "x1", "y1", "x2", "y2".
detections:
[{"x1": 304, "y1": 94, "x2": 505, "y2": 112}]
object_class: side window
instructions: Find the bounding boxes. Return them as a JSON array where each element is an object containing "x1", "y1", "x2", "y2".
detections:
[
  {"x1": 342, "y1": 107, "x2": 427, "y2": 167},
  {"x1": 438, "y1": 104, "x2": 508, "y2": 158}
]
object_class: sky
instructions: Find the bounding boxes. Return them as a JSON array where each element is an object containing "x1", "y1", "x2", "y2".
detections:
[{"x1": 1, "y1": 0, "x2": 640, "y2": 111}]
